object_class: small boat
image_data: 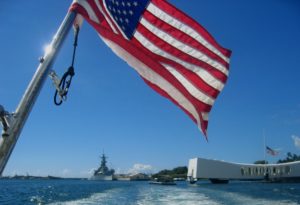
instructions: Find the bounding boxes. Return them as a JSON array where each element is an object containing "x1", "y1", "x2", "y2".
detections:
[
  {"x1": 209, "y1": 178, "x2": 229, "y2": 184},
  {"x1": 149, "y1": 178, "x2": 176, "y2": 185}
]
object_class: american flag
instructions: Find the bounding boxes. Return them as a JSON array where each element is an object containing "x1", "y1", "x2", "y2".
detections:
[
  {"x1": 70, "y1": 0, "x2": 231, "y2": 138},
  {"x1": 266, "y1": 146, "x2": 279, "y2": 156}
]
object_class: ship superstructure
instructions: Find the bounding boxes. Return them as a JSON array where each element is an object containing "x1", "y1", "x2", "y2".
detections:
[{"x1": 90, "y1": 153, "x2": 115, "y2": 180}]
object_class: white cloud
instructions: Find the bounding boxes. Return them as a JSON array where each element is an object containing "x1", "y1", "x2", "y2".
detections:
[
  {"x1": 292, "y1": 135, "x2": 300, "y2": 149},
  {"x1": 128, "y1": 163, "x2": 154, "y2": 175},
  {"x1": 114, "y1": 168, "x2": 124, "y2": 174},
  {"x1": 62, "y1": 168, "x2": 71, "y2": 177},
  {"x1": 79, "y1": 168, "x2": 96, "y2": 178}
]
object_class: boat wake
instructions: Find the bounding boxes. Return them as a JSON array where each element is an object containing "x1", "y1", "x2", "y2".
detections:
[
  {"x1": 48, "y1": 188, "x2": 124, "y2": 205},
  {"x1": 40, "y1": 182, "x2": 300, "y2": 205},
  {"x1": 136, "y1": 186, "x2": 219, "y2": 205}
]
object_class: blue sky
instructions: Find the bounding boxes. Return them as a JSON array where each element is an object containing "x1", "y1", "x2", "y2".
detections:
[{"x1": 1, "y1": 0, "x2": 300, "y2": 177}]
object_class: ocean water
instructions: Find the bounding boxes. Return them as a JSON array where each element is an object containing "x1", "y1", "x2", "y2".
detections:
[{"x1": 0, "y1": 179, "x2": 299, "y2": 205}]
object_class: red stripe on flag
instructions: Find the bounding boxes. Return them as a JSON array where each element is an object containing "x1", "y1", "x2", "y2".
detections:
[
  {"x1": 143, "y1": 10, "x2": 229, "y2": 69},
  {"x1": 98, "y1": 0, "x2": 124, "y2": 35},
  {"x1": 156, "y1": 57, "x2": 220, "y2": 99},
  {"x1": 151, "y1": 0, "x2": 231, "y2": 58},
  {"x1": 131, "y1": 37, "x2": 220, "y2": 100},
  {"x1": 136, "y1": 24, "x2": 228, "y2": 84},
  {"x1": 88, "y1": 0, "x2": 105, "y2": 23},
  {"x1": 70, "y1": 4, "x2": 90, "y2": 20}
]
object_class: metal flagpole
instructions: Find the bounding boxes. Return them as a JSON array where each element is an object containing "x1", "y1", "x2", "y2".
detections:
[{"x1": 0, "y1": 11, "x2": 77, "y2": 176}]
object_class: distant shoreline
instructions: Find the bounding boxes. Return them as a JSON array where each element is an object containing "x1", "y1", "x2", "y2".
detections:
[{"x1": 0, "y1": 175, "x2": 87, "y2": 180}]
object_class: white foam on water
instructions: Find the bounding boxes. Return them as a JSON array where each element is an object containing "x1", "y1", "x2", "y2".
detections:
[
  {"x1": 30, "y1": 196, "x2": 44, "y2": 205},
  {"x1": 48, "y1": 188, "x2": 124, "y2": 205},
  {"x1": 47, "y1": 184, "x2": 299, "y2": 205},
  {"x1": 139, "y1": 192, "x2": 219, "y2": 205},
  {"x1": 136, "y1": 186, "x2": 220, "y2": 205},
  {"x1": 215, "y1": 190, "x2": 299, "y2": 205},
  {"x1": 136, "y1": 184, "x2": 299, "y2": 205}
]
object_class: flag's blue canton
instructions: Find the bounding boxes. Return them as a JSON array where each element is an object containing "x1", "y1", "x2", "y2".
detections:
[{"x1": 105, "y1": 0, "x2": 150, "y2": 39}]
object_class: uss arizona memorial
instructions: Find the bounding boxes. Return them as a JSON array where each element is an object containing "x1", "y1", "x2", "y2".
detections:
[{"x1": 187, "y1": 157, "x2": 300, "y2": 183}]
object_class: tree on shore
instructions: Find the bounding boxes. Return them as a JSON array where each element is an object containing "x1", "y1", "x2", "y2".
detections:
[
  {"x1": 152, "y1": 166, "x2": 187, "y2": 179},
  {"x1": 277, "y1": 152, "x2": 300, "y2": 163},
  {"x1": 254, "y1": 160, "x2": 268, "y2": 164}
]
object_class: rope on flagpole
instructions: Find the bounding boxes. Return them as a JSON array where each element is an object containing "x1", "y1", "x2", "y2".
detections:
[{"x1": 51, "y1": 26, "x2": 80, "y2": 106}]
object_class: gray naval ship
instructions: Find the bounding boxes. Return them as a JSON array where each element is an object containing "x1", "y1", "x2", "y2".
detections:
[{"x1": 90, "y1": 153, "x2": 115, "y2": 180}]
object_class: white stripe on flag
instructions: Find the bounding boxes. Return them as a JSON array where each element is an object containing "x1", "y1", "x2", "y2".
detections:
[
  {"x1": 94, "y1": 0, "x2": 119, "y2": 34},
  {"x1": 102, "y1": 0, "x2": 129, "y2": 40},
  {"x1": 140, "y1": 18, "x2": 229, "y2": 76},
  {"x1": 147, "y1": 3, "x2": 230, "y2": 63},
  {"x1": 161, "y1": 63, "x2": 215, "y2": 106},
  {"x1": 74, "y1": 0, "x2": 100, "y2": 23},
  {"x1": 202, "y1": 112, "x2": 209, "y2": 121},
  {"x1": 134, "y1": 31, "x2": 225, "y2": 91}
]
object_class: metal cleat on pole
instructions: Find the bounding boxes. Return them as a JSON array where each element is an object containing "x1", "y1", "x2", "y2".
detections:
[
  {"x1": 49, "y1": 70, "x2": 68, "y2": 101},
  {"x1": 0, "y1": 105, "x2": 15, "y2": 138}
]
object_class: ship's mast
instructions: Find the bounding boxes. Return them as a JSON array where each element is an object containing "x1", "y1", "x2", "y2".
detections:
[{"x1": 101, "y1": 154, "x2": 107, "y2": 167}]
